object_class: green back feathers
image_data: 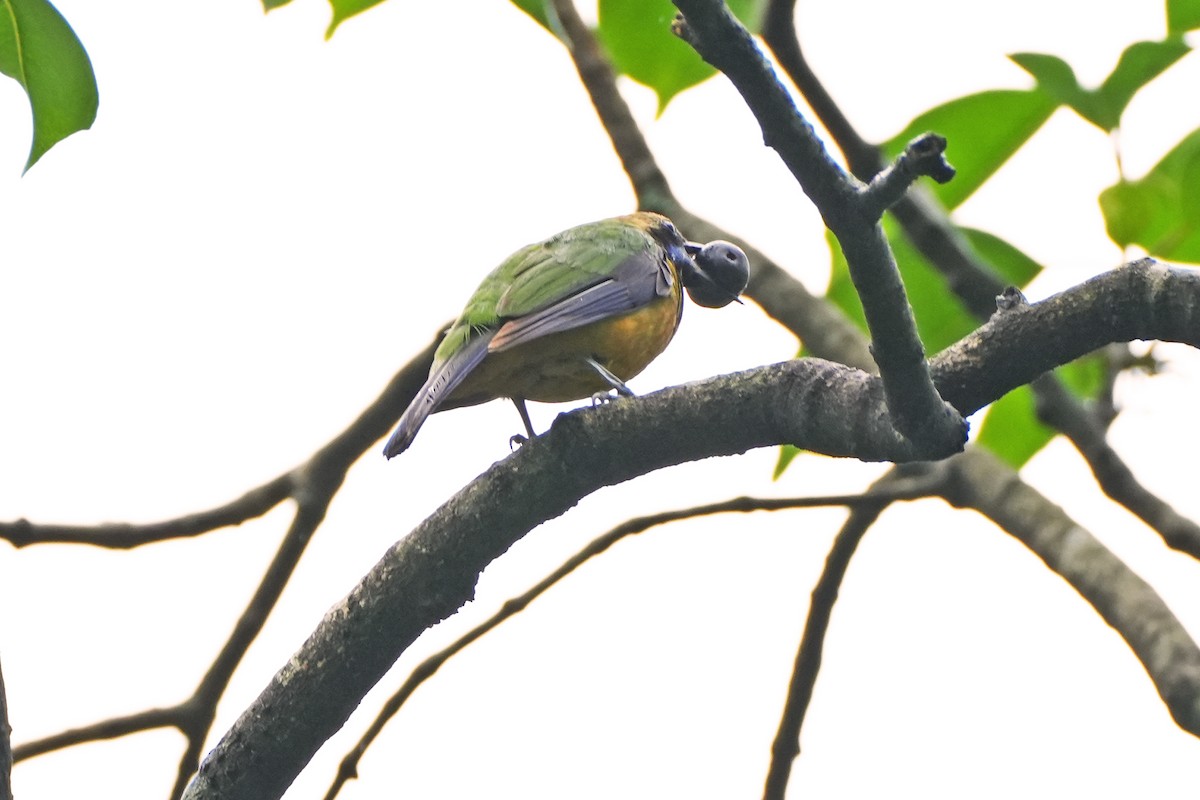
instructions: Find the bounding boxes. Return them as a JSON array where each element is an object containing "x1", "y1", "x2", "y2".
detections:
[{"x1": 433, "y1": 217, "x2": 660, "y2": 365}]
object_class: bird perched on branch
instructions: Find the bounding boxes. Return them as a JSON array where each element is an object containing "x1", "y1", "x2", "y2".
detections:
[{"x1": 383, "y1": 211, "x2": 749, "y2": 458}]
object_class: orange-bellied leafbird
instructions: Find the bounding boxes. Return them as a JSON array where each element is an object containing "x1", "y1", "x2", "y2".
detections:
[{"x1": 383, "y1": 211, "x2": 748, "y2": 458}]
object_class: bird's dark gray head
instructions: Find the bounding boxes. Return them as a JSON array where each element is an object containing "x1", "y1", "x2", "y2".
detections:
[{"x1": 680, "y1": 240, "x2": 749, "y2": 308}]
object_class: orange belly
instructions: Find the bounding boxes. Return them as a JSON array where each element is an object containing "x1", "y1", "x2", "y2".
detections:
[{"x1": 445, "y1": 291, "x2": 682, "y2": 408}]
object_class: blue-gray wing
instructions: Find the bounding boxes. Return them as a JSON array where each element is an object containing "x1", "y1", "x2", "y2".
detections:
[
  {"x1": 383, "y1": 332, "x2": 493, "y2": 458},
  {"x1": 489, "y1": 251, "x2": 672, "y2": 354}
]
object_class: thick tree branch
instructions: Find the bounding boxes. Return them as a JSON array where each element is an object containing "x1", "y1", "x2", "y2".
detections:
[
  {"x1": 942, "y1": 449, "x2": 1200, "y2": 732},
  {"x1": 182, "y1": 257, "x2": 1200, "y2": 799},
  {"x1": 930, "y1": 260, "x2": 1200, "y2": 413},
  {"x1": 0, "y1": 660, "x2": 11, "y2": 800},
  {"x1": 1030, "y1": 374, "x2": 1200, "y2": 557},
  {"x1": 761, "y1": 0, "x2": 877, "y2": 176},
  {"x1": 172, "y1": 6, "x2": 1200, "y2": 797},
  {"x1": 672, "y1": 0, "x2": 965, "y2": 451}
]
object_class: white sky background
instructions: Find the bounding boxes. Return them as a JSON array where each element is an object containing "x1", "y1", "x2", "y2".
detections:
[{"x1": 2, "y1": 0, "x2": 1200, "y2": 797}]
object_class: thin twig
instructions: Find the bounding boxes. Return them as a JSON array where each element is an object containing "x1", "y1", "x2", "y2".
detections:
[
  {"x1": 763, "y1": 466, "x2": 946, "y2": 798},
  {"x1": 168, "y1": 483, "x2": 340, "y2": 799},
  {"x1": 324, "y1": 481, "x2": 943, "y2": 799},
  {"x1": 0, "y1": 475, "x2": 293, "y2": 549},
  {"x1": 13, "y1": 705, "x2": 182, "y2": 762},
  {"x1": 10, "y1": 335, "x2": 441, "y2": 799},
  {"x1": 550, "y1": 0, "x2": 673, "y2": 210},
  {"x1": 1031, "y1": 375, "x2": 1200, "y2": 558},
  {"x1": 860, "y1": 133, "x2": 955, "y2": 219}
]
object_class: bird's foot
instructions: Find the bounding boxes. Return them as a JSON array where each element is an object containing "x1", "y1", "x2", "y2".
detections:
[
  {"x1": 509, "y1": 433, "x2": 529, "y2": 450},
  {"x1": 584, "y1": 357, "x2": 635, "y2": 398},
  {"x1": 591, "y1": 390, "x2": 620, "y2": 406}
]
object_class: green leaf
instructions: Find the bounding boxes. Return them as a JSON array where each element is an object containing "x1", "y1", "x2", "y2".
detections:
[
  {"x1": 959, "y1": 227, "x2": 1043, "y2": 287},
  {"x1": 1096, "y1": 37, "x2": 1190, "y2": 124},
  {"x1": 975, "y1": 386, "x2": 1054, "y2": 469},
  {"x1": 1011, "y1": 39, "x2": 1190, "y2": 132},
  {"x1": 326, "y1": 0, "x2": 387, "y2": 37},
  {"x1": 1099, "y1": 126, "x2": 1200, "y2": 263},
  {"x1": 882, "y1": 90, "x2": 1055, "y2": 210},
  {"x1": 262, "y1": 0, "x2": 293, "y2": 9},
  {"x1": 0, "y1": 0, "x2": 98, "y2": 172},
  {"x1": 510, "y1": 0, "x2": 558, "y2": 35},
  {"x1": 825, "y1": 219, "x2": 1033, "y2": 355},
  {"x1": 772, "y1": 444, "x2": 801, "y2": 479},
  {"x1": 1168, "y1": 0, "x2": 1200, "y2": 33},
  {"x1": 1009, "y1": 52, "x2": 1111, "y2": 128},
  {"x1": 974, "y1": 355, "x2": 1107, "y2": 469},
  {"x1": 598, "y1": 0, "x2": 763, "y2": 114},
  {"x1": 1008, "y1": 53, "x2": 1084, "y2": 106},
  {"x1": 1058, "y1": 355, "x2": 1107, "y2": 398},
  {"x1": 824, "y1": 230, "x2": 869, "y2": 336}
]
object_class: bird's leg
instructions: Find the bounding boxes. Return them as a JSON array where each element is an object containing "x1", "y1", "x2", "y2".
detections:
[
  {"x1": 509, "y1": 397, "x2": 536, "y2": 449},
  {"x1": 585, "y1": 357, "x2": 635, "y2": 406}
]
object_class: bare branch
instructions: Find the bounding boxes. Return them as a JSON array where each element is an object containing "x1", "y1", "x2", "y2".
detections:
[
  {"x1": 672, "y1": 0, "x2": 965, "y2": 452},
  {"x1": 323, "y1": 482, "x2": 944, "y2": 799},
  {"x1": 764, "y1": 445, "x2": 1200, "y2": 799},
  {"x1": 1, "y1": 333, "x2": 441, "y2": 551},
  {"x1": 761, "y1": 0, "x2": 878, "y2": 176},
  {"x1": 549, "y1": 0, "x2": 673, "y2": 210},
  {"x1": 757, "y1": 2, "x2": 1200, "y2": 560},
  {"x1": 763, "y1": 464, "x2": 948, "y2": 799},
  {"x1": 10, "y1": 335, "x2": 442, "y2": 799},
  {"x1": 943, "y1": 449, "x2": 1200, "y2": 733},
  {"x1": 0, "y1": 659, "x2": 11, "y2": 800},
  {"x1": 13, "y1": 705, "x2": 182, "y2": 762},
  {"x1": 1031, "y1": 375, "x2": 1200, "y2": 557},
  {"x1": 0, "y1": 475, "x2": 293, "y2": 549},
  {"x1": 167, "y1": 482, "x2": 341, "y2": 799},
  {"x1": 860, "y1": 133, "x2": 956, "y2": 219},
  {"x1": 182, "y1": 256, "x2": 1200, "y2": 800}
]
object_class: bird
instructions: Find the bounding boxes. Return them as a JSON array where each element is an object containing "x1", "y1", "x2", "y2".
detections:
[{"x1": 383, "y1": 211, "x2": 749, "y2": 458}]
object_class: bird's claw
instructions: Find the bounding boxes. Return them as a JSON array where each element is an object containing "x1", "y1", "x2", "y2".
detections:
[
  {"x1": 591, "y1": 390, "x2": 618, "y2": 406},
  {"x1": 509, "y1": 433, "x2": 528, "y2": 450}
]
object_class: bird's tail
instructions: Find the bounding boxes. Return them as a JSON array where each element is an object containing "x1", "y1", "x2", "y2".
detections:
[{"x1": 383, "y1": 333, "x2": 492, "y2": 458}]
